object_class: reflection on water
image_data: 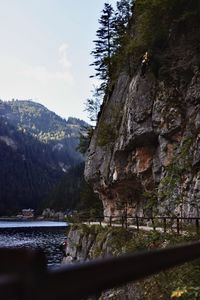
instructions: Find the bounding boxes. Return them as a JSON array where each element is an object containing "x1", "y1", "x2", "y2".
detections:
[
  {"x1": 0, "y1": 221, "x2": 68, "y2": 267},
  {"x1": 0, "y1": 220, "x2": 67, "y2": 228}
]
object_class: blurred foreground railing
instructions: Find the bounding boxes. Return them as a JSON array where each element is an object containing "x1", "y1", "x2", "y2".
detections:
[{"x1": 1, "y1": 241, "x2": 200, "y2": 299}]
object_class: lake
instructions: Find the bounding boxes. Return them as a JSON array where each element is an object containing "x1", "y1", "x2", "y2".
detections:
[{"x1": 0, "y1": 220, "x2": 68, "y2": 267}]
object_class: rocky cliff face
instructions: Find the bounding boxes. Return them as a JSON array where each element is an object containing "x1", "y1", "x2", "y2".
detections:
[{"x1": 85, "y1": 21, "x2": 200, "y2": 218}]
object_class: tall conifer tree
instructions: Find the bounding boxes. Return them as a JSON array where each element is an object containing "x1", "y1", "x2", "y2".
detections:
[
  {"x1": 90, "y1": 1, "x2": 133, "y2": 90},
  {"x1": 113, "y1": 0, "x2": 132, "y2": 51},
  {"x1": 90, "y1": 3, "x2": 114, "y2": 88}
]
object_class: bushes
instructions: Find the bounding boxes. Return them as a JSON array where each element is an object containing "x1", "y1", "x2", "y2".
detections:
[
  {"x1": 97, "y1": 122, "x2": 116, "y2": 146},
  {"x1": 134, "y1": 0, "x2": 198, "y2": 50},
  {"x1": 111, "y1": 0, "x2": 200, "y2": 77},
  {"x1": 97, "y1": 102, "x2": 122, "y2": 146}
]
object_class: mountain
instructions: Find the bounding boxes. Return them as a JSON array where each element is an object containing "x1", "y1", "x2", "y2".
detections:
[
  {"x1": 0, "y1": 99, "x2": 87, "y2": 215},
  {"x1": 0, "y1": 100, "x2": 87, "y2": 169}
]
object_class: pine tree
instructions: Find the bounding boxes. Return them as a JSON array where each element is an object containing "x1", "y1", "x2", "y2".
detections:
[
  {"x1": 84, "y1": 87, "x2": 102, "y2": 122},
  {"x1": 90, "y1": 3, "x2": 114, "y2": 86},
  {"x1": 77, "y1": 126, "x2": 94, "y2": 154},
  {"x1": 113, "y1": 0, "x2": 132, "y2": 51},
  {"x1": 77, "y1": 87, "x2": 103, "y2": 155},
  {"x1": 90, "y1": 1, "x2": 133, "y2": 90}
]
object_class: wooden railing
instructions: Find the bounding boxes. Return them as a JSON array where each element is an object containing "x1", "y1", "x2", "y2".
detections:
[
  {"x1": 77, "y1": 215, "x2": 200, "y2": 235},
  {"x1": 1, "y1": 242, "x2": 200, "y2": 299}
]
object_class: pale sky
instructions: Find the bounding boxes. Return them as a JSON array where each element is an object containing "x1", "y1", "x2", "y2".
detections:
[{"x1": 0, "y1": 0, "x2": 116, "y2": 122}]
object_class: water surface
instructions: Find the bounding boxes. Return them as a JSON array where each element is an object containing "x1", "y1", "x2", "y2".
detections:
[
  {"x1": 0, "y1": 221, "x2": 68, "y2": 267},
  {"x1": 0, "y1": 220, "x2": 67, "y2": 228}
]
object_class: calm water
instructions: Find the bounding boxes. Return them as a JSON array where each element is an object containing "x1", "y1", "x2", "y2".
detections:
[{"x1": 0, "y1": 221, "x2": 68, "y2": 267}]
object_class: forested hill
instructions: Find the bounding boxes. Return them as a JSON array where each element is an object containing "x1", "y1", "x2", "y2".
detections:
[
  {"x1": 0, "y1": 100, "x2": 86, "y2": 144},
  {"x1": 0, "y1": 99, "x2": 87, "y2": 215}
]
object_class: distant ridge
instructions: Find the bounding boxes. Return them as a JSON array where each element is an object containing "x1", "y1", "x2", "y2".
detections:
[{"x1": 0, "y1": 99, "x2": 88, "y2": 215}]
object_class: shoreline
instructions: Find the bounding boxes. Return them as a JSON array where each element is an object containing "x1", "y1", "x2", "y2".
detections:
[{"x1": 0, "y1": 217, "x2": 67, "y2": 222}]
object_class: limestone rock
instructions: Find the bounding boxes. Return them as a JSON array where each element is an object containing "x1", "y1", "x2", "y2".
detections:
[{"x1": 85, "y1": 19, "x2": 200, "y2": 218}]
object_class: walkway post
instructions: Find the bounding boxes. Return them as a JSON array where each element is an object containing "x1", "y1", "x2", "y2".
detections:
[
  {"x1": 177, "y1": 218, "x2": 180, "y2": 234},
  {"x1": 125, "y1": 214, "x2": 128, "y2": 229},
  {"x1": 163, "y1": 217, "x2": 167, "y2": 233},
  {"x1": 195, "y1": 219, "x2": 199, "y2": 235},
  {"x1": 136, "y1": 216, "x2": 139, "y2": 232},
  {"x1": 121, "y1": 216, "x2": 124, "y2": 228},
  {"x1": 152, "y1": 218, "x2": 156, "y2": 231}
]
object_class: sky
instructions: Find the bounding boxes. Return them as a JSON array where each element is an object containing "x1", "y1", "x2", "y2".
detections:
[{"x1": 0, "y1": 0, "x2": 116, "y2": 122}]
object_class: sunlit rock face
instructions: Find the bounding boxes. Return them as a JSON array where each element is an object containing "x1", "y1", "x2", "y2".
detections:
[{"x1": 85, "y1": 24, "x2": 200, "y2": 218}]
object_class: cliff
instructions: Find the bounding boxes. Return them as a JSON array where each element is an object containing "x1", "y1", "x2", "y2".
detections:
[{"x1": 85, "y1": 8, "x2": 200, "y2": 218}]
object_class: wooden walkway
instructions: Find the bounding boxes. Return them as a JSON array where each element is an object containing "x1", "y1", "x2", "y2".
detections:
[
  {"x1": 81, "y1": 215, "x2": 200, "y2": 235},
  {"x1": 83, "y1": 221, "x2": 165, "y2": 233}
]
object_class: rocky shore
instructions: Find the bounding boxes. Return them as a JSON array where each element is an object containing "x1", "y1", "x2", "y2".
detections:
[{"x1": 62, "y1": 224, "x2": 200, "y2": 300}]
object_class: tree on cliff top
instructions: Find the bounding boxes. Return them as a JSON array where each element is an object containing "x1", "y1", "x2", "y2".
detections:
[
  {"x1": 90, "y1": 1, "x2": 133, "y2": 91},
  {"x1": 90, "y1": 3, "x2": 114, "y2": 89},
  {"x1": 112, "y1": 0, "x2": 132, "y2": 51}
]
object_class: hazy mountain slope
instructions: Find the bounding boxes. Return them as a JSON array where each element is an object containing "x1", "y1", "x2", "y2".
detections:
[
  {"x1": 0, "y1": 100, "x2": 87, "y2": 215},
  {"x1": 0, "y1": 100, "x2": 86, "y2": 169}
]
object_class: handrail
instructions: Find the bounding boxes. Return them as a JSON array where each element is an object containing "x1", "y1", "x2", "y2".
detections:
[
  {"x1": 75, "y1": 215, "x2": 200, "y2": 234},
  {"x1": 80, "y1": 215, "x2": 200, "y2": 219},
  {"x1": 1, "y1": 242, "x2": 200, "y2": 299},
  {"x1": 41, "y1": 241, "x2": 200, "y2": 300}
]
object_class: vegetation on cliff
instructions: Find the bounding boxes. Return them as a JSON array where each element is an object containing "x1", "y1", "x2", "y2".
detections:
[
  {"x1": 114, "y1": 0, "x2": 199, "y2": 77},
  {"x1": 90, "y1": 0, "x2": 199, "y2": 100}
]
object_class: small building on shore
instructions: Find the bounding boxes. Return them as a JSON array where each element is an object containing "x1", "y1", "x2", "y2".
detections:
[{"x1": 22, "y1": 209, "x2": 34, "y2": 219}]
